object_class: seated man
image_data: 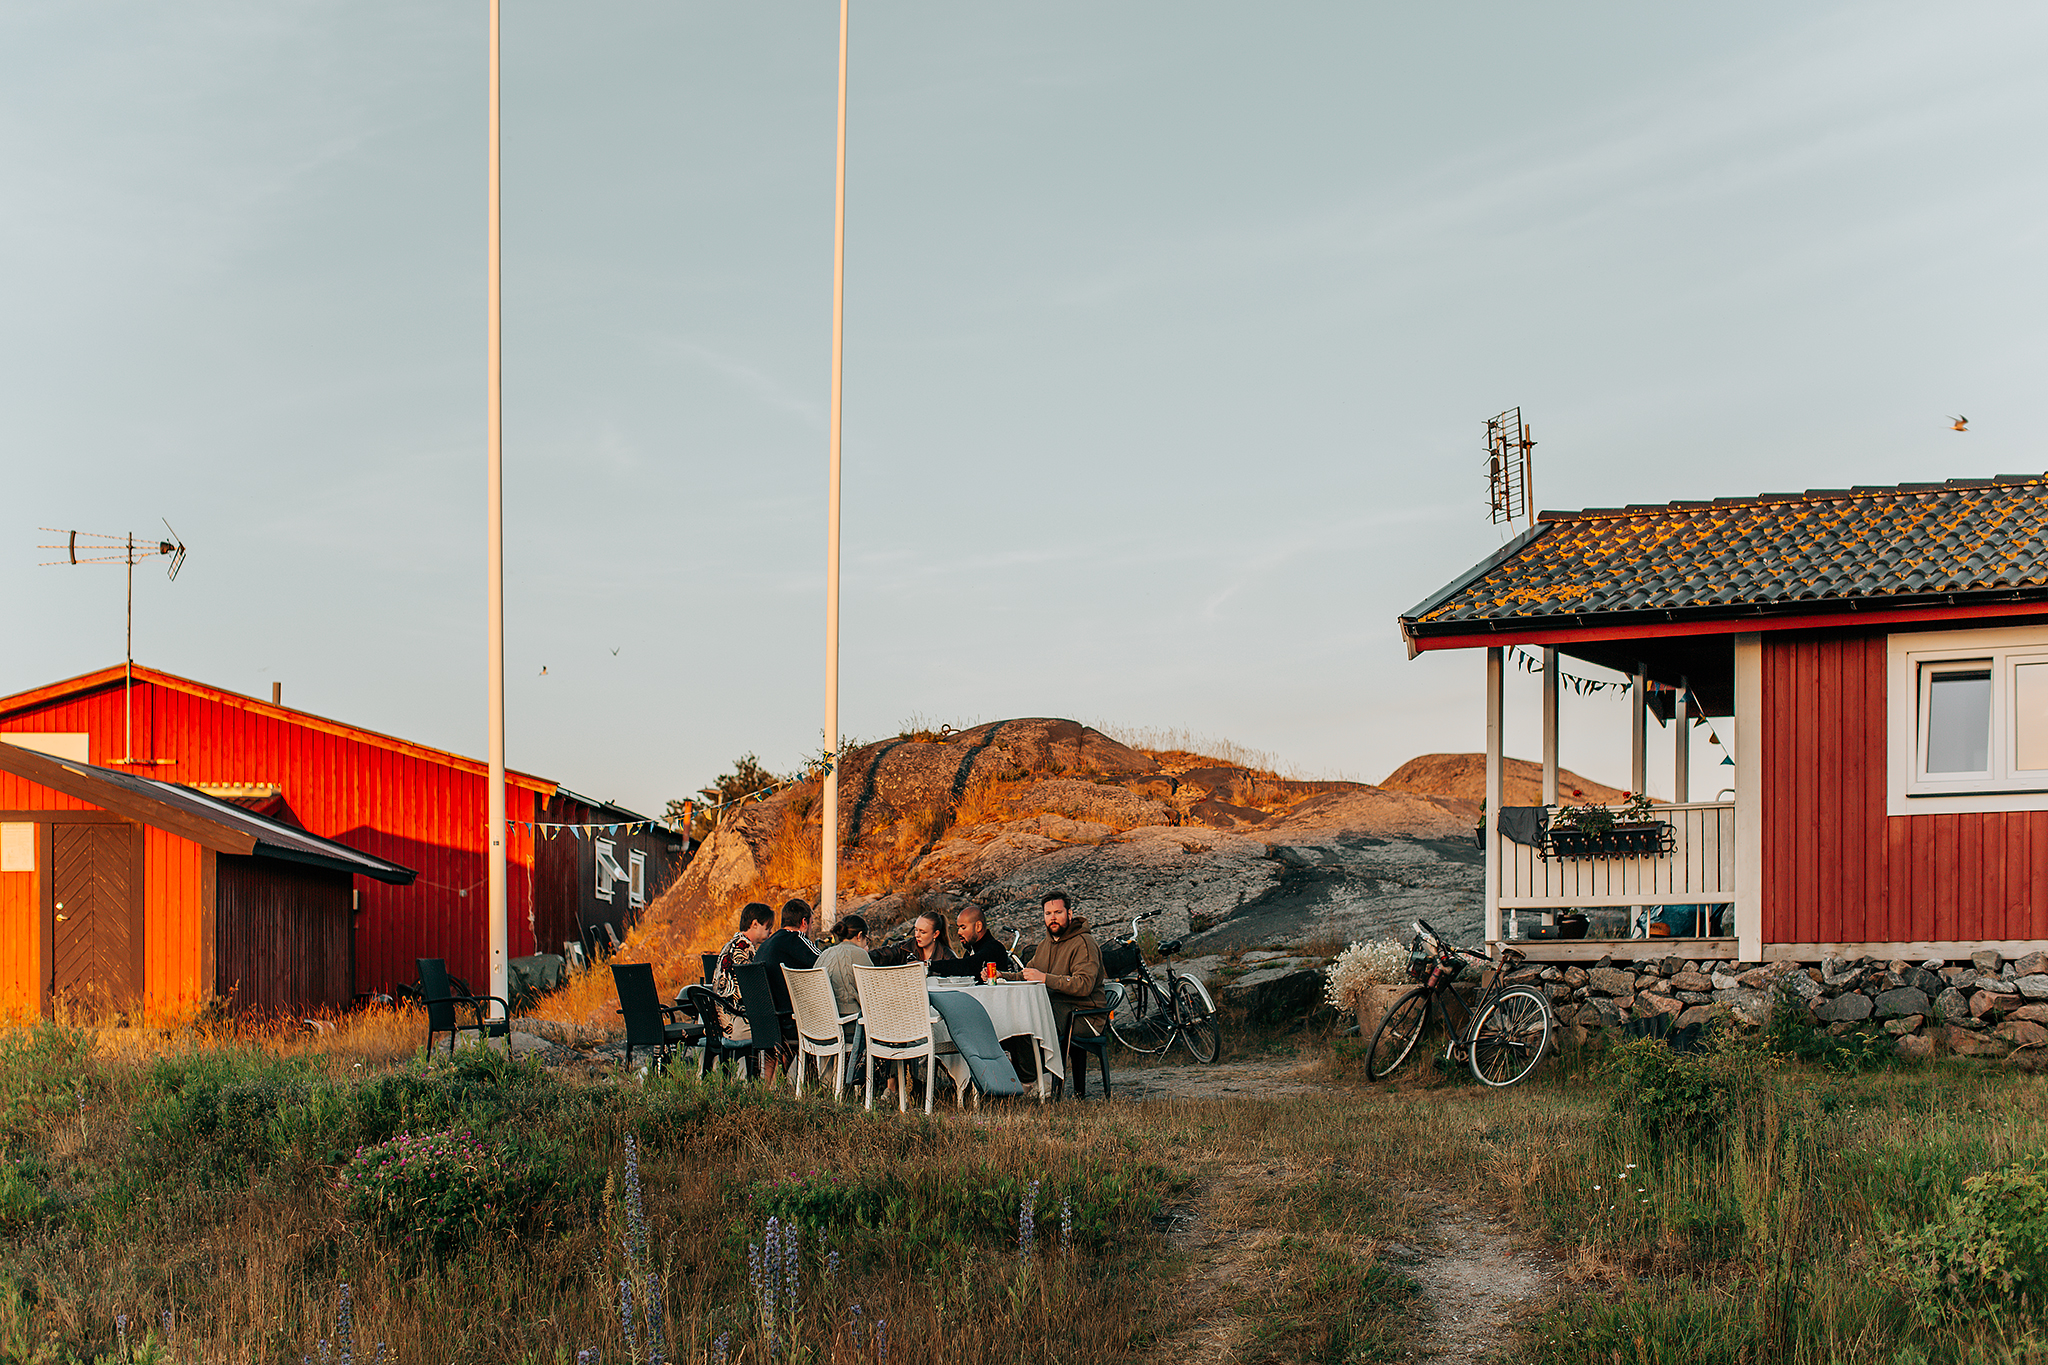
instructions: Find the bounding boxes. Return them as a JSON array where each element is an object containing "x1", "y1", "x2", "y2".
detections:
[
  {"x1": 711, "y1": 902, "x2": 775, "y2": 1038},
  {"x1": 753, "y1": 899, "x2": 821, "y2": 1033},
  {"x1": 1019, "y1": 889, "x2": 1106, "y2": 1087},
  {"x1": 927, "y1": 904, "x2": 1019, "y2": 978}
]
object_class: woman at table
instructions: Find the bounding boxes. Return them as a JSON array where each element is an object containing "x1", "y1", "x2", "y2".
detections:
[{"x1": 909, "y1": 910, "x2": 956, "y2": 967}]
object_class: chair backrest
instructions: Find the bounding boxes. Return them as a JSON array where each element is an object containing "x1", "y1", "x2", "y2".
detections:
[
  {"x1": 417, "y1": 958, "x2": 457, "y2": 1033},
  {"x1": 610, "y1": 963, "x2": 670, "y2": 1051},
  {"x1": 852, "y1": 962, "x2": 932, "y2": 1048},
  {"x1": 700, "y1": 952, "x2": 720, "y2": 986},
  {"x1": 782, "y1": 965, "x2": 845, "y2": 1046},
  {"x1": 683, "y1": 985, "x2": 726, "y2": 1045},
  {"x1": 731, "y1": 963, "x2": 785, "y2": 1044},
  {"x1": 927, "y1": 991, "x2": 1023, "y2": 1096}
]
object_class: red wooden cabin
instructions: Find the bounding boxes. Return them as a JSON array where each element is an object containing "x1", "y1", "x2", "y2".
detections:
[
  {"x1": 0, "y1": 664, "x2": 669, "y2": 1012},
  {"x1": 1400, "y1": 475, "x2": 2048, "y2": 963}
]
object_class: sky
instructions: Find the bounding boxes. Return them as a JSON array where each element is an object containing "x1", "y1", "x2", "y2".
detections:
[{"x1": 3, "y1": 2, "x2": 2045, "y2": 816}]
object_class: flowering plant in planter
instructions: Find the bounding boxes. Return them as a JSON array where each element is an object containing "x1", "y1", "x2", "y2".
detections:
[
  {"x1": 1322, "y1": 940, "x2": 1408, "y2": 1014},
  {"x1": 1546, "y1": 792, "x2": 1668, "y2": 859}
]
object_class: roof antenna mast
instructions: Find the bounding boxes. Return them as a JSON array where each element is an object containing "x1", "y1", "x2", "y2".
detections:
[
  {"x1": 1485, "y1": 407, "x2": 1536, "y2": 529},
  {"x1": 38, "y1": 521, "x2": 188, "y2": 765}
]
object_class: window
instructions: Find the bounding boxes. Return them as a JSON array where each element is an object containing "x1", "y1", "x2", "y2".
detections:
[
  {"x1": 628, "y1": 850, "x2": 647, "y2": 909},
  {"x1": 594, "y1": 839, "x2": 630, "y2": 903},
  {"x1": 1889, "y1": 625, "x2": 2048, "y2": 814}
]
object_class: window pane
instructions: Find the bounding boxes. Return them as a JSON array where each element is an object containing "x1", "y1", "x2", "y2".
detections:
[
  {"x1": 1926, "y1": 669, "x2": 1991, "y2": 773},
  {"x1": 2018, "y1": 664, "x2": 2048, "y2": 771}
]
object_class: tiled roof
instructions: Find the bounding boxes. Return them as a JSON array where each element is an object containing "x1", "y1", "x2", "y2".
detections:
[{"x1": 1403, "y1": 475, "x2": 2048, "y2": 635}]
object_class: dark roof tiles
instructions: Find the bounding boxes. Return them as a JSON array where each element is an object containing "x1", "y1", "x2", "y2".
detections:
[{"x1": 1406, "y1": 475, "x2": 2048, "y2": 632}]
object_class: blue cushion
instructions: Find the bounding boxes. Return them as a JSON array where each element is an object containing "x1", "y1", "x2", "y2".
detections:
[{"x1": 927, "y1": 991, "x2": 1026, "y2": 1097}]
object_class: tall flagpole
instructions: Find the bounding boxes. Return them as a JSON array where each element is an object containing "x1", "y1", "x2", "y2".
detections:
[
  {"x1": 485, "y1": 0, "x2": 510, "y2": 1017},
  {"x1": 820, "y1": 0, "x2": 849, "y2": 932}
]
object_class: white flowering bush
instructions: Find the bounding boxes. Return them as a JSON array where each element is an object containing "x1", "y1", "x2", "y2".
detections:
[{"x1": 1323, "y1": 939, "x2": 1409, "y2": 1013}]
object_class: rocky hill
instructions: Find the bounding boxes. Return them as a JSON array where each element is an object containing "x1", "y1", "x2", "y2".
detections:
[
  {"x1": 1381, "y1": 753, "x2": 1629, "y2": 807},
  {"x1": 631, "y1": 721, "x2": 1576, "y2": 971}
]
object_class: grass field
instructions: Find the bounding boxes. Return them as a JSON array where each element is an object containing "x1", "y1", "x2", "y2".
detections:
[{"x1": 2, "y1": 1009, "x2": 2045, "y2": 1364}]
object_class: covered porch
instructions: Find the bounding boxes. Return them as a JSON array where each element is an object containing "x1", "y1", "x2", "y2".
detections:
[{"x1": 1473, "y1": 629, "x2": 1760, "y2": 963}]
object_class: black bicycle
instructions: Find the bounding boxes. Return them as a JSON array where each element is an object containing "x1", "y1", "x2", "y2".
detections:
[
  {"x1": 1365, "y1": 919, "x2": 1552, "y2": 1087},
  {"x1": 1104, "y1": 919, "x2": 1222, "y2": 1063}
]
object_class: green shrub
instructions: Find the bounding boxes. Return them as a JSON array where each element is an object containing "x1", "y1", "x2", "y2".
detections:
[
  {"x1": 0, "y1": 1025, "x2": 96, "y2": 1146},
  {"x1": 1766, "y1": 993, "x2": 1894, "y2": 1075},
  {"x1": 338, "y1": 1127, "x2": 571, "y2": 1258},
  {"x1": 126, "y1": 1052, "x2": 313, "y2": 1188},
  {"x1": 0, "y1": 1156, "x2": 52, "y2": 1230},
  {"x1": 1602, "y1": 1028, "x2": 1776, "y2": 1149},
  {"x1": 1889, "y1": 1151, "x2": 2048, "y2": 1324}
]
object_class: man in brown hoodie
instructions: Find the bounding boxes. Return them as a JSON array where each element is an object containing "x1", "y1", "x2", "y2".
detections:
[{"x1": 1021, "y1": 889, "x2": 1106, "y2": 1078}]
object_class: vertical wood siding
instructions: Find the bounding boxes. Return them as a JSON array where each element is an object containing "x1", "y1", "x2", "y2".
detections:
[
  {"x1": 215, "y1": 856, "x2": 353, "y2": 1014},
  {"x1": 1, "y1": 678, "x2": 547, "y2": 996},
  {"x1": 1760, "y1": 631, "x2": 2048, "y2": 945},
  {"x1": 0, "y1": 839, "x2": 36, "y2": 1021},
  {"x1": 142, "y1": 825, "x2": 205, "y2": 1016}
]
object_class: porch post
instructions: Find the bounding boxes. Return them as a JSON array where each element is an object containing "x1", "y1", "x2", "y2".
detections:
[
  {"x1": 1540, "y1": 647, "x2": 1559, "y2": 806},
  {"x1": 1630, "y1": 662, "x2": 1648, "y2": 795},
  {"x1": 1673, "y1": 676, "x2": 1690, "y2": 804},
  {"x1": 1734, "y1": 634, "x2": 1763, "y2": 960},
  {"x1": 1485, "y1": 647, "x2": 1504, "y2": 947}
]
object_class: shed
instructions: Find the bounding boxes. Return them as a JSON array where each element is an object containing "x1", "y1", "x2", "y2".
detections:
[
  {"x1": 0, "y1": 741, "x2": 414, "y2": 1019},
  {"x1": 533, "y1": 788, "x2": 687, "y2": 956},
  {"x1": 1399, "y1": 474, "x2": 2048, "y2": 964}
]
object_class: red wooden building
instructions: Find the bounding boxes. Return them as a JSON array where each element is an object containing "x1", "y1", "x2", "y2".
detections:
[
  {"x1": 0, "y1": 665, "x2": 676, "y2": 1015},
  {"x1": 1400, "y1": 476, "x2": 2048, "y2": 963}
]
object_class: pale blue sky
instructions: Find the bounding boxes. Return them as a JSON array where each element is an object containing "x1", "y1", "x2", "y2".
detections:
[{"x1": 3, "y1": 3, "x2": 2044, "y2": 813}]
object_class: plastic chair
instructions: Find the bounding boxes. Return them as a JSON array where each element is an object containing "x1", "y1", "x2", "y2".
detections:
[
  {"x1": 782, "y1": 965, "x2": 857, "y2": 1100},
  {"x1": 927, "y1": 990, "x2": 1025, "y2": 1108},
  {"x1": 700, "y1": 952, "x2": 720, "y2": 986},
  {"x1": 731, "y1": 964, "x2": 792, "y2": 1080},
  {"x1": 683, "y1": 983, "x2": 764, "y2": 1077},
  {"x1": 611, "y1": 963, "x2": 701, "y2": 1070},
  {"x1": 1063, "y1": 979, "x2": 1121, "y2": 1100},
  {"x1": 853, "y1": 962, "x2": 940, "y2": 1114},
  {"x1": 417, "y1": 958, "x2": 510, "y2": 1055}
]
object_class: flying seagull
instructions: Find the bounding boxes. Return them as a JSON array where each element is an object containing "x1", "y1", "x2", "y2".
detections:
[
  {"x1": 1951, "y1": 415, "x2": 1969, "y2": 432},
  {"x1": 611, "y1": 647, "x2": 620, "y2": 656},
  {"x1": 539, "y1": 665, "x2": 548, "y2": 676}
]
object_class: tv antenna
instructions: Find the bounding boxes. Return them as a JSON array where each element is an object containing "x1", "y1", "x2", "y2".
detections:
[
  {"x1": 1485, "y1": 407, "x2": 1536, "y2": 528},
  {"x1": 38, "y1": 522, "x2": 188, "y2": 765}
]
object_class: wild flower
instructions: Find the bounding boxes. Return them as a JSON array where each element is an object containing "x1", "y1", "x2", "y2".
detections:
[
  {"x1": 621, "y1": 1134, "x2": 648, "y2": 1267},
  {"x1": 115, "y1": 1314, "x2": 128, "y2": 1359},
  {"x1": 825, "y1": 1248, "x2": 840, "y2": 1281},
  {"x1": 1061, "y1": 1195, "x2": 1073, "y2": 1252},
  {"x1": 576, "y1": 1351, "x2": 592, "y2": 1365},
  {"x1": 644, "y1": 1273, "x2": 665, "y2": 1365},
  {"x1": 784, "y1": 1221, "x2": 801, "y2": 1304},
  {"x1": 849, "y1": 1304, "x2": 864, "y2": 1348},
  {"x1": 712, "y1": 1332, "x2": 730, "y2": 1365},
  {"x1": 617, "y1": 1277, "x2": 637, "y2": 1365},
  {"x1": 874, "y1": 1317, "x2": 888, "y2": 1365},
  {"x1": 1019, "y1": 1180, "x2": 1039, "y2": 1259}
]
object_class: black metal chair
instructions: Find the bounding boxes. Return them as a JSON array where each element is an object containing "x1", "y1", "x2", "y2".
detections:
[
  {"x1": 683, "y1": 984, "x2": 767, "y2": 1077},
  {"x1": 700, "y1": 952, "x2": 720, "y2": 986},
  {"x1": 732, "y1": 963, "x2": 797, "y2": 1071},
  {"x1": 1063, "y1": 979, "x2": 1121, "y2": 1100},
  {"x1": 417, "y1": 957, "x2": 511, "y2": 1056},
  {"x1": 611, "y1": 963, "x2": 701, "y2": 1070}
]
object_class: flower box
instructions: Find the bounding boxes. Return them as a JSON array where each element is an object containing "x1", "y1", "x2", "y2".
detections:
[{"x1": 1545, "y1": 821, "x2": 1672, "y2": 860}]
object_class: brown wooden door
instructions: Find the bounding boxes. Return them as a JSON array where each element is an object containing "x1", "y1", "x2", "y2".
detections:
[{"x1": 50, "y1": 823, "x2": 141, "y2": 1014}]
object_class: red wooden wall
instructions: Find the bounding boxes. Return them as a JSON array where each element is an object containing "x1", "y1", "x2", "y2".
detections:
[
  {"x1": 1760, "y1": 630, "x2": 2048, "y2": 946},
  {"x1": 0, "y1": 669, "x2": 549, "y2": 995}
]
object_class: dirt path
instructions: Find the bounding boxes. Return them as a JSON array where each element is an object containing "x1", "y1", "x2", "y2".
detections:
[
  {"x1": 1398, "y1": 1191, "x2": 1557, "y2": 1363},
  {"x1": 1109, "y1": 1056, "x2": 1332, "y2": 1102}
]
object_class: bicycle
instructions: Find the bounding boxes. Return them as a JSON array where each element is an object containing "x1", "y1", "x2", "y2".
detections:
[
  {"x1": 1103, "y1": 919, "x2": 1223, "y2": 1064},
  {"x1": 1365, "y1": 918, "x2": 1552, "y2": 1087}
]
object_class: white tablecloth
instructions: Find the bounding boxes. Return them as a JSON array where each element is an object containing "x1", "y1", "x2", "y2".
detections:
[{"x1": 927, "y1": 980, "x2": 1064, "y2": 1096}]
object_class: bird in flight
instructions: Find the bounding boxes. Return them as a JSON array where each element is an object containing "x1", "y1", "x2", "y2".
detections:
[
  {"x1": 1951, "y1": 415, "x2": 1969, "y2": 432},
  {"x1": 611, "y1": 647, "x2": 620, "y2": 656},
  {"x1": 539, "y1": 666, "x2": 548, "y2": 676}
]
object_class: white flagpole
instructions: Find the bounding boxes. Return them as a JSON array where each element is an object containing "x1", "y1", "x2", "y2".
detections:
[
  {"x1": 820, "y1": 0, "x2": 849, "y2": 933},
  {"x1": 485, "y1": 0, "x2": 510, "y2": 1017}
]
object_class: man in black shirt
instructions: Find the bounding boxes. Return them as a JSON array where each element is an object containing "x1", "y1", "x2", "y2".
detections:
[
  {"x1": 753, "y1": 899, "x2": 821, "y2": 1030},
  {"x1": 928, "y1": 904, "x2": 1018, "y2": 978}
]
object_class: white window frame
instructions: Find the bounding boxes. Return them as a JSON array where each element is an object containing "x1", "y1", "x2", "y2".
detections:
[
  {"x1": 628, "y1": 849, "x2": 647, "y2": 909},
  {"x1": 594, "y1": 838, "x2": 624, "y2": 903},
  {"x1": 1889, "y1": 624, "x2": 2048, "y2": 814}
]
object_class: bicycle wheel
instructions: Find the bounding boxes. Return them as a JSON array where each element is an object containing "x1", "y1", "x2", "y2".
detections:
[
  {"x1": 1110, "y1": 977, "x2": 1170, "y2": 1054},
  {"x1": 1172, "y1": 975, "x2": 1222, "y2": 1064},
  {"x1": 1468, "y1": 985, "x2": 1552, "y2": 1087},
  {"x1": 1364, "y1": 987, "x2": 1432, "y2": 1081}
]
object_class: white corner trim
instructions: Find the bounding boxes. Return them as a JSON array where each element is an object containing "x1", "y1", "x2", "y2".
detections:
[{"x1": 1733, "y1": 634, "x2": 1763, "y2": 962}]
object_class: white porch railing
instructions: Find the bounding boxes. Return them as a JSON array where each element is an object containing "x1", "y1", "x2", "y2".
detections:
[{"x1": 1496, "y1": 801, "x2": 1736, "y2": 908}]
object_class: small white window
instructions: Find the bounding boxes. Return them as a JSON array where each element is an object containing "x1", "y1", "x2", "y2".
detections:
[
  {"x1": 1890, "y1": 625, "x2": 2048, "y2": 813},
  {"x1": 595, "y1": 839, "x2": 629, "y2": 903},
  {"x1": 629, "y1": 850, "x2": 647, "y2": 909}
]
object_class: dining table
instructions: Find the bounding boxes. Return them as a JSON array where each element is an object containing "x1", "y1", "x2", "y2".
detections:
[{"x1": 926, "y1": 978, "x2": 1064, "y2": 1100}]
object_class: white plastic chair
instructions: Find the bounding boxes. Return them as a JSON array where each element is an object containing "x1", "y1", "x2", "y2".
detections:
[
  {"x1": 782, "y1": 964, "x2": 856, "y2": 1101},
  {"x1": 852, "y1": 961, "x2": 940, "y2": 1114}
]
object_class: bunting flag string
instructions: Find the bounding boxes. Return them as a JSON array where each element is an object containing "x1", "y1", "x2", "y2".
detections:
[{"x1": 1506, "y1": 646, "x2": 1633, "y2": 696}]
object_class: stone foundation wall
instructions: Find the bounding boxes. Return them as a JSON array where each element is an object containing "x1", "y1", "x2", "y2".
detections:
[{"x1": 1520, "y1": 948, "x2": 2048, "y2": 1066}]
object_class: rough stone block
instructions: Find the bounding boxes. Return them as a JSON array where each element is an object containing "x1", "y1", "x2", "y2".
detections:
[
  {"x1": 1635, "y1": 992, "x2": 1684, "y2": 1020},
  {"x1": 1895, "y1": 1032, "x2": 1935, "y2": 1061},
  {"x1": 1712, "y1": 988, "x2": 1770, "y2": 1026},
  {"x1": 1586, "y1": 967, "x2": 1636, "y2": 997},
  {"x1": 1973, "y1": 949, "x2": 2005, "y2": 973},
  {"x1": 1920, "y1": 958, "x2": 1946, "y2": 972},
  {"x1": 1882, "y1": 1015, "x2": 1924, "y2": 1036},
  {"x1": 1777, "y1": 972, "x2": 1822, "y2": 1004},
  {"x1": 1676, "y1": 990, "x2": 1712, "y2": 1005},
  {"x1": 1581, "y1": 996, "x2": 1626, "y2": 1027},
  {"x1": 1676, "y1": 1004, "x2": 1719, "y2": 1029},
  {"x1": 2011, "y1": 1003, "x2": 2048, "y2": 1025},
  {"x1": 1711, "y1": 970, "x2": 1745, "y2": 991},
  {"x1": 1941, "y1": 966, "x2": 1974, "y2": 985},
  {"x1": 1507, "y1": 966, "x2": 1546, "y2": 986},
  {"x1": 1738, "y1": 968, "x2": 1773, "y2": 989},
  {"x1": 1909, "y1": 968, "x2": 1946, "y2": 996},
  {"x1": 1934, "y1": 987, "x2": 1972, "y2": 1022},
  {"x1": 1562, "y1": 966, "x2": 1590, "y2": 989},
  {"x1": 1995, "y1": 1019, "x2": 2048, "y2": 1048},
  {"x1": 1816, "y1": 992, "x2": 1873, "y2": 1022},
  {"x1": 2015, "y1": 975, "x2": 2048, "y2": 1001},
  {"x1": 2013, "y1": 951, "x2": 2048, "y2": 977},
  {"x1": 1670, "y1": 971, "x2": 1714, "y2": 993},
  {"x1": 1946, "y1": 1025, "x2": 2011, "y2": 1057},
  {"x1": 1873, "y1": 986, "x2": 1932, "y2": 1019},
  {"x1": 1970, "y1": 990, "x2": 2022, "y2": 1018},
  {"x1": 1659, "y1": 956, "x2": 1685, "y2": 976}
]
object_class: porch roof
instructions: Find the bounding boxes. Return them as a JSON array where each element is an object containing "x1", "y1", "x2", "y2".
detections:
[{"x1": 1401, "y1": 475, "x2": 2048, "y2": 647}]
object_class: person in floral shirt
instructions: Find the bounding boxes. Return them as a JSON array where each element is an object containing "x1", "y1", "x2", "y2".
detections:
[{"x1": 712, "y1": 902, "x2": 775, "y2": 1037}]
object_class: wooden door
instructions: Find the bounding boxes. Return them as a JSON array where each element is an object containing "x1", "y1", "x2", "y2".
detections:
[{"x1": 50, "y1": 823, "x2": 141, "y2": 1015}]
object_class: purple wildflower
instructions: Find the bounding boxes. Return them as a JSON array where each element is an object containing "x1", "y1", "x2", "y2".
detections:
[
  {"x1": 618, "y1": 1277, "x2": 638, "y2": 1364},
  {"x1": 335, "y1": 1283, "x2": 354, "y2": 1365},
  {"x1": 849, "y1": 1304, "x2": 864, "y2": 1348},
  {"x1": 1019, "y1": 1180, "x2": 1040, "y2": 1259},
  {"x1": 1061, "y1": 1195, "x2": 1074, "y2": 1252},
  {"x1": 644, "y1": 1272, "x2": 665, "y2": 1365},
  {"x1": 874, "y1": 1317, "x2": 888, "y2": 1365},
  {"x1": 712, "y1": 1333, "x2": 730, "y2": 1365}
]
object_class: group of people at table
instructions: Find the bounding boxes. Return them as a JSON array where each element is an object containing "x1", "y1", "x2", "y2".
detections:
[{"x1": 702, "y1": 889, "x2": 1108, "y2": 1097}]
